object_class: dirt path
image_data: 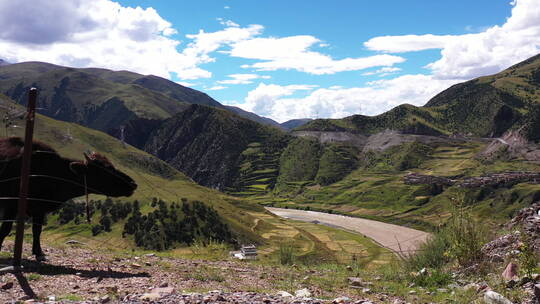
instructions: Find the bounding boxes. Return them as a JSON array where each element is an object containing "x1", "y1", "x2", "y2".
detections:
[{"x1": 266, "y1": 207, "x2": 430, "y2": 255}]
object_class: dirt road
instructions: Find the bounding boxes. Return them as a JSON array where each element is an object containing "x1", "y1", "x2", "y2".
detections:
[{"x1": 266, "y1": 207, "x2": 430, "y2": 255}]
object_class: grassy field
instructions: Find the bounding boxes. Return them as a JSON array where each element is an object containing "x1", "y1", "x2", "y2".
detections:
[{"x1": 254, "y1": 138, "x2": 540, "y2": 231}]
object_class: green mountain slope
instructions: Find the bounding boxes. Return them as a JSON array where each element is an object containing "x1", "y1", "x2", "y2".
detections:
[
  {"x1": 144, "y1": 104, "x2": 290, "y2": 191},
  {"x1": 0, "y1": 62, "x2": 283, "y2": 147},
  {"x1": 0, "y1": 94, "x2": 265, "y2": 248},
  {"x1": 298, "y1": 53, "x2": 540, "y2": 139}
]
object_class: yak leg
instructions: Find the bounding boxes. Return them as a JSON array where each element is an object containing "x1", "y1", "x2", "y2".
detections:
[
  {"x1": 0, "y1": 206, "x2": 15, "y2": 251},
  {"x1": 0, "y1": 221, "x2": 13, "y2": 251},
  {"x1": 32, "y1": 213, "x2": 46, "y2": 261}
]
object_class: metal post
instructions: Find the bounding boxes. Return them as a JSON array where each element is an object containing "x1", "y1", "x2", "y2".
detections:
[{"x1": 12, "y1": 88, "x2": 38, "y2": 269}]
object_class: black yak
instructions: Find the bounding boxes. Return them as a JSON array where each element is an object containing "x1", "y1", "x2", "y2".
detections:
[{"x1": 0, "y1": 137, "x2": 137, "y2": 261}]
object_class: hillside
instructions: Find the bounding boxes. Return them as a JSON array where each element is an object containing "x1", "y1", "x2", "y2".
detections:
[
  {"x1": 0, "y1": 62, "x2": 280, "y2": 147},
  {"x1": 144, "y1": 104, "x2": 290, "y2": 191},
  {"x1": 0, "y1": 93, "x2": 265, "y2": 249},
  {"x1": 297, "y1": 53, "x2": 540, "y2": 139},
  {"x1": 280, "y1": 118, "x2": 313, "y2": 131}
]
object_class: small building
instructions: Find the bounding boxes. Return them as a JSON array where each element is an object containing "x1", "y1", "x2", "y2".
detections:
[{"x1": 230, "y1": 245, "x2": 258, "y2": 260}]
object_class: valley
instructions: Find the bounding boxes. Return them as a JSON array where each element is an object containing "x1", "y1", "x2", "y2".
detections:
[{"x1": 0, "y1": 53, "x2": 539, "y2": 303}]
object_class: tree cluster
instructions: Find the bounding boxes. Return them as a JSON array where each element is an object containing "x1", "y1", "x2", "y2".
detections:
[
  {"x1": 122, "y1": 198, "x2": 232, "y2": 251},
  {"x1": 55, "y1": 197, "x2": 233, "y2": 251}
]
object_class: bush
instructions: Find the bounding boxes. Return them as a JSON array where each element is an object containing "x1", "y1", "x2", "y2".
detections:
[
  {"x1": 445, "y1": 205, "x2": 488, "y2": 266},
  {"x1": 278, "y1": 242, "x2": 295, "y2": 265},
  {"x1": 404, "y1": 195, "x2": 489, "y2": 271}
]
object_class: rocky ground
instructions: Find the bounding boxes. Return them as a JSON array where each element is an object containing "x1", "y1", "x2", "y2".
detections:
[{"x1": 0, "y1": 242, "x2": 405, "y2": 304}]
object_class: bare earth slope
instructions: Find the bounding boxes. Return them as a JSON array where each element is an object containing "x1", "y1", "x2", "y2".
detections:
[{"x1": 266, "y1": 207, "x2": 430, "y2": 254}]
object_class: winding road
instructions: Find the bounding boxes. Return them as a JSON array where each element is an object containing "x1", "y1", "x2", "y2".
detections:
[{"x1": 266, "y1": 207, "x2": 430, "y2": 255}]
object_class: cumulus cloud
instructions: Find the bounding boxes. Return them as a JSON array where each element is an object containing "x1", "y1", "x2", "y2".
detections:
[
  {"x1": 230, "y1": 36, "x2": 405, "y2": 74},
  {"x1": 364, "y1": 0, "x2": 540, "y2": 79},
  {"x1": 233, "y1": 76, "x2": 460, "y2": 122},
  {"x1": 362, "y1": 67, "x2": 402, "y2": 76},
  {"x1": 217, "y1": 73, "x2": 270, "y2": 85},
  {"x1": 0, "y1": 0, "x2": 261, "y2": 80},
  {"x1": 180, "y1": 24, "x2": 263, "y2": 78},
  {"x1": 364, "y1": 34, "x2": 456, "y2": 53}
]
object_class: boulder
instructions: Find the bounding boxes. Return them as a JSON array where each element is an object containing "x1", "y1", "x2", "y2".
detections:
[
  {"x1": 295, "y1": 288, "x2": 312, "y2": 298},
  {"x1": 483, "y1": 291, "x2": 513, "y2": 304},
  {"x1": 501, "y1": 262, "x2": 518, "y2": 280},
  {"x1": 276, "y1": 291, "x2": 293, "y2": 298}
]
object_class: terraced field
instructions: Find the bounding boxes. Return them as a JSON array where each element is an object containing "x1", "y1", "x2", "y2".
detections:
[{"x1": 247, "y1": 210, "x2": 394, "y2": 267}]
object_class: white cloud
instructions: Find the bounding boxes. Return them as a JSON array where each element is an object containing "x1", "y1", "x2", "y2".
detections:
[
  {"x1": 0, "y1": 0, "x2": 205, "y2": 78},
  {"x1": 362, "y1": 67, "x2": 402, "y2": 76},
  {"x1": 217, "y1": 73, "x2": 270, "y2": 84},
  {"x1": 0, "y1": 1, "x2": 262, "y2": 80},
  {"x1": 364, "y1": 0, "x2": 540, "y2": 79},
  {"x1": 179, "y1": 24, "x2": 263, "y2": 78},
  {"x1": 216, "y1": 18, "x2": 239, "y2": 28},
  {"x1": 233, "y1": 76, "x2": 459, "y2": 123},
  {"x1": 364, "y1": 34, "x2": 456, "y2": 53},
  {"x1": 229, "y1": 36, "x2": 405, "y2": 74},
  {"x1": 208, "y1": 85, "x2": 227, "y2": 90}
]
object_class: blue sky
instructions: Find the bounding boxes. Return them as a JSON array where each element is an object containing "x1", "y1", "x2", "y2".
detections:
[{"x1": 0, "y1": 0, "x2": 539, "y2": 122}]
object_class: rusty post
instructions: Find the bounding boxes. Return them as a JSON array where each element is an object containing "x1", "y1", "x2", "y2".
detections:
[{"x1": 12, "y1": 88, "x2": 38, "y2": 269}]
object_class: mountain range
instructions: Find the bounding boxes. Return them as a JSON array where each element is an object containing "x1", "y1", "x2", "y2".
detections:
[{"x1": 1, "y1": 54, "x2": 539, "y2": 215}]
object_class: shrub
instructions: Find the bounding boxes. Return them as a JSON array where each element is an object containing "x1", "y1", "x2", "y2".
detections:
[
  {"x1": 403, "y1": 194, "x2": 489, "y2": 272},
  {"x1": 278, "y1": 242, "x2": 295, "y2": 265},
  {"x1": 445, "y1": 204, "x2": 489, "y2": 266}
]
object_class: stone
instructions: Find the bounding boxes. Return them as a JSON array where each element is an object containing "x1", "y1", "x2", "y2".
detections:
[
  {"x1": 408, "y1": 290, "x2": 416, "y2": 295},
  {"x1": 1, "y1": 282, "x2": 13, "y2": 290},
  {"x1": 48, "y1": 296, "x2": 56, "y2": 301},
  {"x1": 463, "y1": 283, "x2": 480, "y2": 291},
  {"x1": 501, "y1": 262, "x2": 518, "y2": 280},
  {"x1": 100, "y1": 295, "x2": 110, "y2": 303},
  {"x1": 332, "y1": 296, "x2": 350, "y2": 303},
  {"x1": 518, "y1": 276, "x2": 532, "y2": 286},
  {"x1": 361, "y1": 288, "x2": 371, "y2": 294},
  {"x1": 348, "y1": 277, "x2": 363, "y2": 287},
  {"x1": 534, "y1": 284, "x2": 540, "y2": 300},
  {"x1": 65, "y1": 239, "x2": 85, "y2": 245},
  {"x1": 276, "y1": 291, "x2": 293, "y2": 297},
  {"x1": 483, "y1": 291, "x2": 512, "y2": 304},
  {"x1": 419, "y1": 267, "x2": 428, "y2": 276},
  {"x1": 140, "y1": 293, "x2": 161, "y2": 301},
  {"x1": 505, "y1": 279, "x2": 517, "y2": 288},
  {"x1": 151, "y1": 287, "x2": 175, "y2": 295},
  {"x1": 295, "y1": 288, "x2": 311, "y2": 298},
  {"x1": 436, "y1": 288, "x2": 448, "y2": 293},
  {"x1": 159, "y1": 282, "x2": 169, "y2": 288},
  {"x1": 346, "y1": 265, "x2": 353, "y2": 271},
  {"x1": 145, "y1": 253, "x2": 156, "y2": 257},
  {"x1": 131, "y1": 263, "x2": 142, "y2": 268}
]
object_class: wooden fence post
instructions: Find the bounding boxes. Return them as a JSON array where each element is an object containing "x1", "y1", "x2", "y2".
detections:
[{"x1": 12, "y1": 88, "x2": 38, "y2": 270}]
